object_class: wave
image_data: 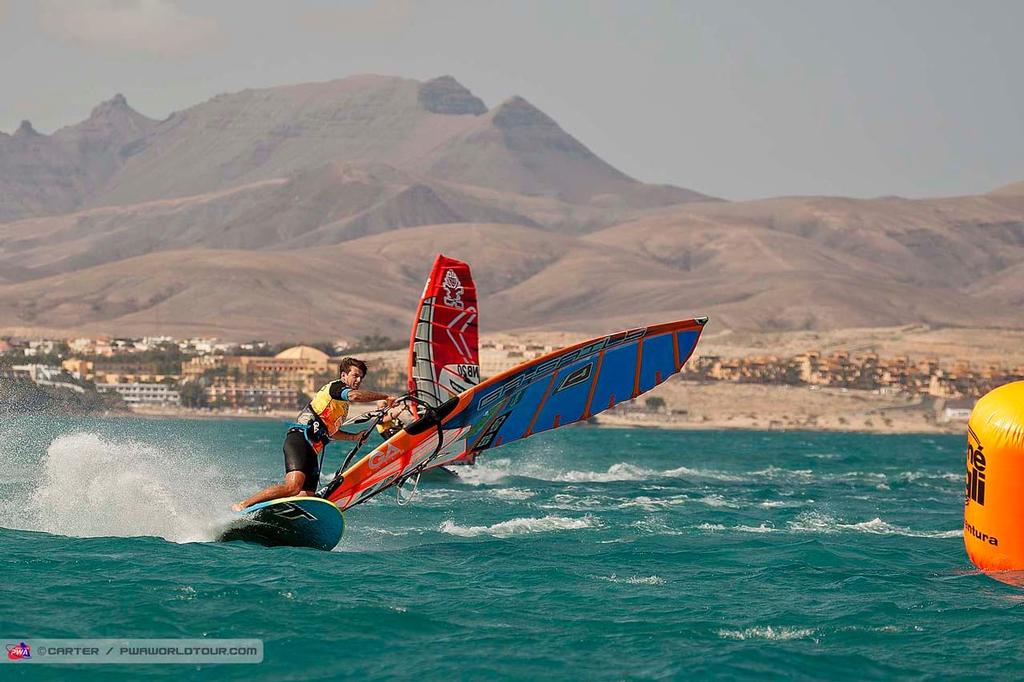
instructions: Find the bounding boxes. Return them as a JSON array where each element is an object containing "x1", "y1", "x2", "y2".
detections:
[
  {"x1": 453, "y1": 458, "x2": 518, "y2": 485},
  {"x1": 541, "y1": 493, "x2": 608, "y2": 511},
  {"x1": 457, "y1": 459, "x2": 750, "y2": 485},
  {"x1": 698, "y1": 522, "x2": 778, "y2": 534},
  {"x1": 631, "y1": 519, "x2": 685, "y2": 536},
  {"x1": 748, "y1": 466, "x2": 814, "y2": 480},
  {"x1": 718, "y1": 626, "x2": 816, "y2": 641},
  {"x1": 697, "y1": 494, "x2": 741, "y2": 508},
  {"x1": 561, "y1": 463, "x2": 659, "y2": 482},
  {"x1": 693, "y1": 512, "x2": 960, "y2": 539},
  {"x1": 438, "y1": 514, "x2": 599, "y2": 538},
  {"x1": 759, "y1": 499, "x2": 813, "y2": 509},
  {"x1": 456, "y1": 459, "x2": 959, "y2": 491},
  {"x1": 489, "y1": 487, "x2": 536, "y2": 501},
  {"x1": 596, "y1": 574, "x2": 666, "y2": 586},
  {"x1": 787, "y1": 512, "x2": 962, "y2": 538},
  {"x1": 617, "y1": 495, "x2": 688, "y2": 511},
  {"x1": 7, "y1": 432, "x2": 235, "y2": 543}
]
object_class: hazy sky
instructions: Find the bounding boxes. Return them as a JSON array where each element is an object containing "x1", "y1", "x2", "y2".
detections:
[{"x1": 1, "y1": 0, "x2": 1020, "y2": 200}]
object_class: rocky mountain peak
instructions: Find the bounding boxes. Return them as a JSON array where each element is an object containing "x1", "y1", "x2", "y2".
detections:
[
  {"x1": 60, "y1": 93, "x2": 155, "y2": 149},
  {"x1": 15, "y1": 120, "x2": 40, "y2": 137},
  {"x1": 491, "y1": 96, "x2": 559, "y2": 131},
  {"x1": 89, "y1": 93, "x2": 130, "y2": 118},
  {"x1": 418, "y1": 76, "x2": 487, "y2": 115}
]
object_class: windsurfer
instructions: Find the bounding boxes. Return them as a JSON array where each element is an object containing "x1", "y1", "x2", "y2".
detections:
[
  {"x1": 376, "y1": 403, "x2": 411, "y2": 440},
  {"x1": 232, "y1": 357, "x2": 396, "y2": 511}
]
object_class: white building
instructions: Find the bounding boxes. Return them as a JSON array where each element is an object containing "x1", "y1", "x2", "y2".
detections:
[
  {"x1": 100, "y1": 382, "x2": 180, "y2": 406},
  {"x1": 942, "y1": 399, "x2": 975, "y2": 423},
  {"x1": 9, "y1": 364, "x2": 85, "y2": 393}
]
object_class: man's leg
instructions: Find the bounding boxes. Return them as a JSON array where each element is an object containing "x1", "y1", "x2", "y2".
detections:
[
  {"x1": 232, "y1": 431, "x2": 322, "y2": 511},
  {"x1": 232, "y1": 471, "x2": 306, "y2": 511}
]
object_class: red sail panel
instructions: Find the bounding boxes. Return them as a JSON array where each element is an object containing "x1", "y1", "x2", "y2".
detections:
[{"x1": 407, "y1": 255, "x2": 479, "y2": 414}]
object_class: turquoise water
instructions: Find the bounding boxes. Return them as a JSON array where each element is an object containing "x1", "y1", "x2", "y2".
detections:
[{"x1": 0, "y1": 417, "x2": 1017, "y2": 680}]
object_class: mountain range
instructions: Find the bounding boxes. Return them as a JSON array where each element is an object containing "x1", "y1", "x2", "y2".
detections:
[{"x1": 1, "y1": 74, "x2": 1021, "y2": 342}]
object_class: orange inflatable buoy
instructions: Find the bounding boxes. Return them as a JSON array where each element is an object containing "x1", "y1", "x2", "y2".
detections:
[{"x1": 964, "y1": 381, "x2": 1024, "y2": 573}]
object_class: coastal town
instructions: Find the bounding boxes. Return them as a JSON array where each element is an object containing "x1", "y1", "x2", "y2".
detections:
[{"x1": 2, "y1": 333, "x2": 1020, "y2": 430}]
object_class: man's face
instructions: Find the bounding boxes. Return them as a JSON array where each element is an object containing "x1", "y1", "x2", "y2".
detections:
[{"x1": 340, "y1": 366, "x2": 365, "y2": 389}]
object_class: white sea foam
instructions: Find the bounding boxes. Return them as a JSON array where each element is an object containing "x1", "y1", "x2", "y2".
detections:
[
  {"x1": 597, "y1": 574, "x2": 666, "y2": 586},
  {"x1": 438, "y1": 514, "x2": 599, "y2": 538},
  {"x1": 490, "y1": 487, "x2": 536, "y2": 501},
  {"x1": 541, "y1": 494, "x2": 608, "y2": 511},
  {"x1": 735, "y1": 523, "x2": 778, "y2": 533},
  {"x1": 631, "y1": 518, "x2": 684, "y2": 536},
  {"x1": 662, "y1": 466, "x2": 747, "y2": 483},
  {"x1": 759, "y1": 499, "x2": 812, "y2": 509},
  {"x1": 454, "y1": 458, "x2": 516, "y2": 485},
  {"x1": 560, "y1": 463, "x2": 654, "y2": 482},
  {"x1": 457, "y1": 458, "x2": 748, "y2": 485},
  {"x1": 835, "y1": 624, "x2": 923, "y2": 634},
  {"x1": 618, "y1": 495, "x2": 690, "y2": 511},
  {"x1": 619, "y1": 493, "x2": 740, "y2": 510},
  {"x1": 696, "y1": 522, "x2": 776, "y2": 533},
  {"x1": 697, "y1": 523, "x2": 727, "y2": 532},
  {"x1": 408, "y1": 489, "x2": 450, "y2": 501},
  {"x1": 788, "y1": 512, "x2": 962, "y2": 538},
  {"x1": 698, "y1": 494, "x2": 740, "y2": 508},
  {"x1": 749, "y1": 466, "x2": 814, "y2": 481},
  {"x1": 16, "y1": 432, "x2": 235, "y2": 543},
  {"x1": 718, "y1": 626, "x2": 816, "y2": 641}
]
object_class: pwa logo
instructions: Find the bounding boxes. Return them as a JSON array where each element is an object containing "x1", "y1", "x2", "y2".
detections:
[
  {"x1": 6, "y1": 641, "x2": 31, "y2": 660},
  {"x1": 442, "y1": 269, "x2": 464, "y2": 309},
  {"x1": 965, "y1": 429, "x2": 987, "y2": 506}
]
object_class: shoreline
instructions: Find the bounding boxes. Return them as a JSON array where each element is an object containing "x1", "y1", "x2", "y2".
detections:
[{"x1": 123, "y1": 397, "x2": 967, "y2": 435}]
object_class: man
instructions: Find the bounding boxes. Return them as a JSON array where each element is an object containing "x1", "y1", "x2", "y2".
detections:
[
  {"x1": 232, "y1": 357, "x2": 396, "y2": 511},
  {"x1": 376, "y1": 403, "x2": 411, "y2": 440}
]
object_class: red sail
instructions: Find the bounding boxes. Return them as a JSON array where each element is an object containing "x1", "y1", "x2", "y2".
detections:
[{"x1": 407, "y1": 255, "x2": 480, "y2": 414}]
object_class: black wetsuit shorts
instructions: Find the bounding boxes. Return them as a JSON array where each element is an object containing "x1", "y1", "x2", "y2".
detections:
[{"x1": 283, "y1": 430, "x2": 320, "y2": 493}]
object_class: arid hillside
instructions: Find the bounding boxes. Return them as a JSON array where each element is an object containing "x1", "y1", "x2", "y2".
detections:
[{"x1": 1, "y1": 75, "x2": 1022, "y2": 341}]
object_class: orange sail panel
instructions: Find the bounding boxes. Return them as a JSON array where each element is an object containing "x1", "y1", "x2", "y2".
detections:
[{"x1": 325, "y1": 317, "x2": 707, "y2": 511}]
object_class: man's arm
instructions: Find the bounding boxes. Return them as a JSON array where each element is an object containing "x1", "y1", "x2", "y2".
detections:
[{"x1": 347, "y1": 389, "x2": 395, "y2": 405}]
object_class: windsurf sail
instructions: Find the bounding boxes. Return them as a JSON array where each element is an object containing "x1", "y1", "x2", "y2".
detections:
[
  {"x1": 408, "y1": 255, "x2": 480, "y2": 415},
  {"x1": 321, "y1": 316, "x2": 707, "y2": 511}
]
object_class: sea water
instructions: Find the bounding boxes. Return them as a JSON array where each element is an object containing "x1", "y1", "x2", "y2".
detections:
[{"x1": 0, "y1": 416, "x2": 1016, "y2": 680}]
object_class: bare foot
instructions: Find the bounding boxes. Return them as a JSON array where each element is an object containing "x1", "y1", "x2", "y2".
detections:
[{"x1": 231, "y1": 503, "x2": 244, "y2": 512}]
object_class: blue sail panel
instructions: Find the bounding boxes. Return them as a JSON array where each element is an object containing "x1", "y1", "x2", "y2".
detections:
[
  {"x1": 638, "y1": 332, "x2": 677, "y2": 394},
  {"x1": 527, "y1": 359, "x2": 599, "y2": 434},
  {"x1": 587, "y1": 343, "x2": 641, "y2": 415}
]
